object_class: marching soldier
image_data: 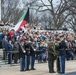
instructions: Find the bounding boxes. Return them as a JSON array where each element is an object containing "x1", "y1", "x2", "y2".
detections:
[
  {"x1": 19, "y1": 40, "x2": 26, "y2": 71},
  {"x1": 24, "y1": 39, "x2": 31, "y2": 71},
  {"x1": 30, "y1": 42, "x2": 36, "y2": 70},
  {"x1": 57, "y1": 35, "x2": 67, "y2": 74}
]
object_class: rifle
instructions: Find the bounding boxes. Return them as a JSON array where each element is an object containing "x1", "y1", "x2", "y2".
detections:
[{"x1": 19, "y1": 42, "x2": 26, "y2": 53}]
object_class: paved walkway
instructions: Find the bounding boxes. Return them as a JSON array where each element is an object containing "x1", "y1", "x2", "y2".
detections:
[{"x1": 0, "y1": 60, "x2": 76, "y2": 75}]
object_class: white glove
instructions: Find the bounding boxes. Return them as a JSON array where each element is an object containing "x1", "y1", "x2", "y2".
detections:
[
  {"x1": 34, "y1": 49, "x2": 36, "y2": 51},
  {"x1": 23, "y1": 50, "x2": 26, "y2": 53}
]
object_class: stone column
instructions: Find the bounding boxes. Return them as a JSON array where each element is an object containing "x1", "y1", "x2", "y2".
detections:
[{"x1": 0, "y1": 0, "x2": 1, "y2": 21}]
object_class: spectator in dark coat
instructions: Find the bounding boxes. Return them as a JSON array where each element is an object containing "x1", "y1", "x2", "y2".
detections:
[
  {"x1": 13, "y1": 41, "x2": 19, "y2": 64},
  {"x1": 2, "y1": 35, "x2": 9, "y2": 60},
  {"x1": 8, "y1": 40, "x2": 13, "y2": 64},
  {"x1": 0, "y1": 30, "x2": 4, "y2": 48}
]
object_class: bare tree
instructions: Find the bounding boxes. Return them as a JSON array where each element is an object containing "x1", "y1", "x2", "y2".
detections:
[
  {"x1": 64, "y1": 0, "x2": 76, "y2": 31},
  {"x1": 35, "y1": 0, "x2": 76, "y2": 29},
  {"x1": 2, "y1": 0, "x2": 76, "y2": 29},
  {"x1": 22, "y1": 0, "x2": 76, "y2": 30},
  {"x1": 1, "y1": 0, "x2": 24, "y2": 24},
  {"x1": 22, "y1": 0, "x2": 75, "y2": 29}
]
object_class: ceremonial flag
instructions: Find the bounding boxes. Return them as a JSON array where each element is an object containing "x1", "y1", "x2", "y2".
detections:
[{"x1": 14, "y1": 8, "x2": 29, "y2": 31}]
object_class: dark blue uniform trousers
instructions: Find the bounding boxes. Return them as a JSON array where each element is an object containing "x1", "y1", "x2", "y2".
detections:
[
  {"x1": 26, "y1": 55, "x2": 30, "y2": 70},
  {"x1": 31, "y1": 56, "x2": 35, "y2": 69},
  {"x1": 20, "y1": 57, "x2": 25, "y2": 71},
  {"x1": 58, "y1": 55, "x2": 65, "y2": 73}
]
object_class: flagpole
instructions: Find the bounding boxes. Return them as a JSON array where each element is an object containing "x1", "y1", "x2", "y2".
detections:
[
  {"x1": 28, "y1": 5, "x2": 30, "y2": 24},
  {"x1": 0, "y1": 0, "x2": 1, "y2": 21}
]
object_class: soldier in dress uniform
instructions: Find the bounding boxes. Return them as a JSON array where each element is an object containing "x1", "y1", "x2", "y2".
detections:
[
  {"x1": 19, "y1": 40, "x2": 26, "y2": 71},
  {"x1": 24, "y1": 39, "x2": 31, "y2": 71},
  {"x1": 30, "y1": 42, "x2": 36, "y2": 70},
  {"x1": 55, "y1": 38, "x2": 61, "y2": 73},
  {"x1": 47, "y1": 40, "x2": 56, "y2": 73},
  {"x1": 57, "y1": 35, "x2": 67, "y2": 74}
]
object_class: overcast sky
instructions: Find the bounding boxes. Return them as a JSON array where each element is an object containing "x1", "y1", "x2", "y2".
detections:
[
  {"x1": 42, "y1": 0, "x2": 59, "y2": 4},
  {"x1": 19, "y1": 0, "x2": 61, "y2": 10}
]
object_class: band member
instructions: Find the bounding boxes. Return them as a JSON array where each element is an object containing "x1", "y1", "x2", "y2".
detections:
[
  {"x1": 19, "y1": 40, "x2": 26, "y2": 71},
  {"x1": 58, "y1": 35, "x2": 67, "y2": 74}
]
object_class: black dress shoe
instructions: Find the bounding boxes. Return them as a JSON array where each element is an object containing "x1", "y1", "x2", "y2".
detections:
[
  {"x1": 58, "y1": 72, "x2": 65, "y2": 74},
  {"x1": 25, "y1": 69, "x2": 30, "y2": 71},
  {"x1": 49, "y1": 70, "x2": 56, "y2": 73},
  {"x1": 31, "y1": 68, "x2": 36, "y2": 70},
  {"x1": 20, "y1": 70, "x2": 25, "y2": 72}
]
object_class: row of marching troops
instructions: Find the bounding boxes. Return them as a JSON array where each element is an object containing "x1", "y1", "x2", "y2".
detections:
[
  {"x1": 19, "y1": 39, "x2": 36, "y2": 71},
  {"x1": 2, "y1": 35, "x2": 36, "y2": 71},
  {"x1": 47, "y1": 34, "x2": 76, "y2": 74}
]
